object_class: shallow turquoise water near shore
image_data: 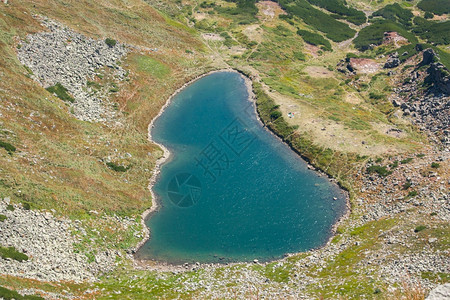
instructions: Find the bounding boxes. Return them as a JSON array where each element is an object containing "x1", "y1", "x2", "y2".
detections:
[{"x1": 137, "y1": 72, "x2": 347, "y2": 264}]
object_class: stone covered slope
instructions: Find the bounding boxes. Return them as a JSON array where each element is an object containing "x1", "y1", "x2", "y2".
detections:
[
  {"x1": 0, "y1": 199, "x2": 116, "y2": 283},
  {"x1": 17, "y1": 17, "x2": 128, "y2": 123}
]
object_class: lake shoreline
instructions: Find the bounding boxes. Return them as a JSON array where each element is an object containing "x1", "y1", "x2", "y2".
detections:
[{"x1": 133, "y1": 69, "x2": 350, "y2": 272}]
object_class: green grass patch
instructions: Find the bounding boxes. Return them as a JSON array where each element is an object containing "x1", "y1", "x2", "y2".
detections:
[
  {"x1": 0, "y1": 286, "x2": 44, "y2": 300},
  {"x1": 0, "y1": 214, "x2": 6, "y2": 222},
  {"x1": 132, "y1": 55, "x2": 170, "y2": 79},
  {"x1": 46, "y1": 83, "x2": 75, "y2": 103},
  {"x1": 421, "y1": 272, "x2": 450, "y2": 283},
  {"x1": 0, "y1": 141, "x2": 16, "y2": 155},
  {"x1": 6, "y1": 205, "x2": 14, "y2": 211},
  {"x1": 0, "y1": 246, "x2": 29, "y2": 262},
  {"x1": 263, "y1": 263, "x2": 292, "y2": 283}
]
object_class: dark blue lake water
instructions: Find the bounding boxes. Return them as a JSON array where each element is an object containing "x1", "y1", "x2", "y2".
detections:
[{"x1": 136, "y1": 71, "x2": 347, "y2": 264}]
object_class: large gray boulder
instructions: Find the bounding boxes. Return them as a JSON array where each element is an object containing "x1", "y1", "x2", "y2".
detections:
[{"x1": 427, "y1": 283, "x2": 450, "y2": 300}]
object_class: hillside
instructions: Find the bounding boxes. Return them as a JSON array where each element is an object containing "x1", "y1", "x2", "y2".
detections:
[{"x1": 0, "y1": 0, "x2": 449, "y2": 299}]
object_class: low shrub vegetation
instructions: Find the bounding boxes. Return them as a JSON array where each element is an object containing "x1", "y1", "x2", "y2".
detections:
[
  {"x1": 0, "y1": 246, "x2": 29, "y2": 262},
  {"x1": 0, "y1": 141, "x2": 16, "y2": 155},
  {"x1": 372, "y1": 3, "x2": 413, "y2": 26},
  {"x1": 106, "y1": 161, "x2": 130, "y2": 172},
  {"x1": 46, "y1": 83, "x2": 75, "y2": 103},
  {"x1": 431, "y1": 162, "x2": 440, "y2": 168},
  {"x1": 105, "y1": 38, "x2": 117, "y2": 47},
  {"x1": 353, "y1": 20, "x2": 417, "y2": 51},
  {"x1": 413, "y1": 17, "x2": 450, "y2": 45},
  {"x1": 417, "y1": 0, "x2": 450, "y2": 15},
  {"x1": 401, "y1": 157, "x2": 413, "y2": 164},
  {"x1": 0, "y1": 214, "x2": 6, "y2": 222},
  {"x1": 366, "y1": 165, "x2": 392, "y2": 177},
  {"x1": 279, "y1": 0, "x2": 356, "y2": 42},
  {"x1": 414, "y1": 225, "x2": 426, "y2": 232},
  {"x1": 307, "y1": 0, "x2": 366, "y2": 25},
  {"x1": 408, "y1": 190, "x2": 418, "y2": 197},
  {"x1": 296, "y1": 29, "x2": 331, "y2": 51}
]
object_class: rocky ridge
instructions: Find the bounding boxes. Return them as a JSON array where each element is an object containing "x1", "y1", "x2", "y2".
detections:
[
  {"x1": 17, "y1": 17, "x2": 128, "y2": 123},
  {"x1": 390, "y1": 49, "x2": 450, "y2": 147}
]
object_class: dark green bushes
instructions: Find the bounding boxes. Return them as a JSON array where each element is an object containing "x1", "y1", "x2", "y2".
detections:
[
  {"x1": 46, "y1": 83, "x2": 75, "y2": 103},
  {"x1": 106, "y1": 162, "x2": 130, "y2": 172},
  {"x1": 216, "y1": 0, "x2": 258, "y2": 23},
  {"x1": 270, "y1": 110, "x2": 282, "y2": 120},
  {"x1": 372, "y1": 3, "x2": 413, "y2": 26},
  {"x1": 105, "y1": 38, "x2": 117, "y2": 47},
  {"x1": 0, "y1": 141, "x2": 16, "y2": 155},
  {"x1": 414, "y1": 225, "x2": 426, "y2": 232},
  {"x1": 408, "y1": 190, "x2": 418, "y2": 197},
  {"x1": 418, "y1": 0, "x2": 450, "y2": 15},
  {"x1": 366, "y1": 165, "x2": 392, "y2": 177},
  {"x1": 424, "y1": 12, "x2": 434, "y2": 19},
  {"x1": 369, "y1": 92, "x2": 384, "y2": 100},
  {"x1": 0, "y1": 286, "x2": 44, "y2": 300},
  {"x1": 0, "y1": 246, "x2": 29, "y2": 262},
  {"x1": 431, "y1": 162, "x2": 440, "y2": 168},
  {"x1": 353, "y1": 20, "x2": 417, "y2": 50},
  {"x1": 296, "y1": 29, "x2": 332, "y2": 51},
  {"x1": 0, "y1": 214, "x2": 6, "y2": 222},
  {"x1": 401, "y1": 157, "x2": 413, "y2": 164},
  {"x1": 413, "y1": 17, "x2": 450, "y2": 45},
  {"x1": 279, "y1": 0, "x2": 355, "y2": 42},
  {"x1": 307, "y1": 0, "x2": 366, "y2": 25}
]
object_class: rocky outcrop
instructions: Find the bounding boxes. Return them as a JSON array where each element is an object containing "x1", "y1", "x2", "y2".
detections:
[
  {"x1": 17, "y1": 17, "x2": 128, "y2": 123},
  {"x1": 425, "y1": 63, "x2": 450, "y2": 94},
  {"x1": 421, "y1": 48, "x2": 437, "y2": 65},
  {"x1": 427, "y1": 283, "x2": 450, "y2": 300},
  {"x1": 384, "y1": 52, "x2": 400, "y2": 69},
  {"x1": 390, "y1": 48, "x2": 450, "y2": 146},
  {"x1": 383, "y1": 31, "x2": 408, "y2": 46},
  {"x1": 336, "y1": 59, "x2": 356, "y2": 75},
  {"x1": 419, "y1": 49, "x2": 450, "y2": 94}
]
